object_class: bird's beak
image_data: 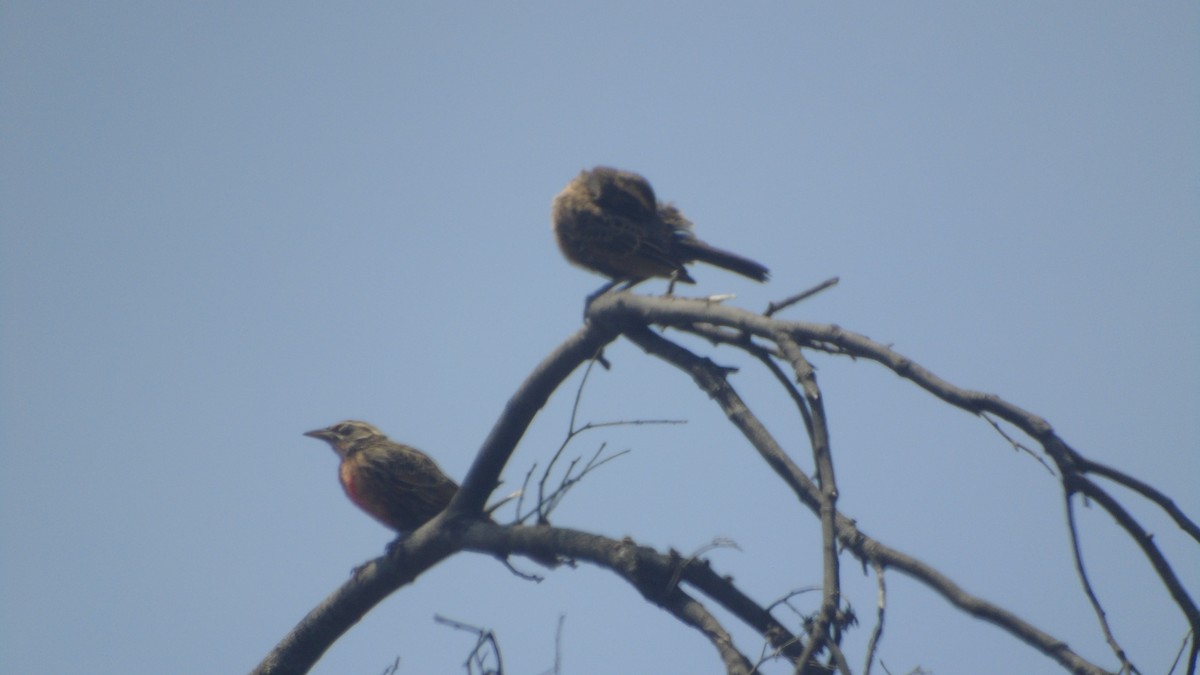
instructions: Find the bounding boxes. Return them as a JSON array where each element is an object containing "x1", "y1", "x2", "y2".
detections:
[{"x1": 303, "y1": 428, "x2": 333, "y2": 441}]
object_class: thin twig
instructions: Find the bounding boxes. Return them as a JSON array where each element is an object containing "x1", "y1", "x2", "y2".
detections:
[
  {"x1": 863, "y1": 562, "x2": 887, "y2": 675},
  {"x1": 982, "y1": 413, "x2": 1055, "y2": 476},
  {"x1": 669, "y1": 537, "x2": 743, "y2": 592},
  {"x1": 434, "y1": 615, "x2": 505, "y2": 675},
  {"x1": 1063, "y1": 490, "x2": 1138, "y2": 674},
  {"x1": 765, "y1": 277, "x2": 840, "y2": 317}
]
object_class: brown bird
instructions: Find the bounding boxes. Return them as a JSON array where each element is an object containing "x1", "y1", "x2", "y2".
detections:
[
  {"x1": 305, "y1": 420, "x2": 559, "y2": 571},
  {"x1": 304, "y1": 420, "x2": 460, "y2": 535},
  {"x1": 551, "y1": 166, "x2": 769, "y2": 287}
]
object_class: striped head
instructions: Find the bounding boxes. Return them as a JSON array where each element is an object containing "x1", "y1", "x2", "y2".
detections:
[{"x1": 303, "y1": 420, "x2": 385, "y2": 459}]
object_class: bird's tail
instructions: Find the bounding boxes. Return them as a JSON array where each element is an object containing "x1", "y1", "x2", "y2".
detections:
[{"x1": 679, "y1": 239, "x2": 770, "y2": 282}]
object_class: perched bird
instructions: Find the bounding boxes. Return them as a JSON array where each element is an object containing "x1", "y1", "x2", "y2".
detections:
[
  {"x1": 304, "y1": 420, "x2": 459, "y2": 535},
  {"x1": 551, "y1": 166, "x2": 769, "y2": 287},
  {"x1": 306, "y1": 420, "x2": 558, "y2": 571}
]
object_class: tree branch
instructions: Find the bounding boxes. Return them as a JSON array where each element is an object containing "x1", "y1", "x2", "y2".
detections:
[
  {"x1": 454, "y1": 321, "x2": 621, "y2": 515},
  {"x1": 589, "y1": 290, "x2": 1126, "y2": 674}
]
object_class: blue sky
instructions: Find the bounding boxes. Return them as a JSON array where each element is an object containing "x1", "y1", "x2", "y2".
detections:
[{"x1": 2, "y1": 3, "x2": 1197, "y2": 674}]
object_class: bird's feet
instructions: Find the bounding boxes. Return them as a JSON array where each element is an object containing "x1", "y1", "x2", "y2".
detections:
[{"x1": 384, "y1": 534, "x2": 409, "y2": 558}]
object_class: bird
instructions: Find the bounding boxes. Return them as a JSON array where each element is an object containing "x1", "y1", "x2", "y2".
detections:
[
  {"x1": 305, "y1": 420, "x2": 559, "y2": 572},
  {"x1": 551, "y1": 166, "x2": 769, "y2": 288},
  {"x1": 303, "y1": 420, "x2": 461, "y2": 535}
]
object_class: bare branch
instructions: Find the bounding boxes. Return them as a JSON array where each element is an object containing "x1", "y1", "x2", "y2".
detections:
[
  {"x1": 519, "y1": 351, "x2": 685, "y2": 524},
  {"x1": 981, "y1": 412, "x2": 1056, "y2": 475},
  {"x1": 1064, "y1": 491, "x2": 1138, "y2": 673},
  {"x1": 261, "y1": 286, "x2": 1192, "y2": 674},
  {"x1": 455, "y1": 321, "x2": 621, "y2": 515},
  {"x1": 1068, "y1": 470, "x2": 1200, "y2": 653},
  {"x1": 621, "y1": 322, "x2": 824, "y2": 513},
  {"x1": 460, "y1": 522, "x2": 813, "y2": 670},
  {"x1": 251, "y1": 523, "x2": 460, "y2": 675},
  {"x1": 775, "y1": 331, "x2": 845, "y2": 673},
  {"x1": 589, "y1": 291, "x2": 1123, "y2": 674},
  {"x1": 863, "y1": 562, "x2": 887, "y2": 675},
  {"x1": 434, "y1": 615, "x2": 505, "y2": 675},
  {"x1": 765, "y1": 276, "x2": 840, "y2": 317},
  {"x1": 1079, "y1": 457, "x2": 1200, "y2": 545},
  {"x1": 835, "y1": 516, "x2": 1110, "y2": 675}
]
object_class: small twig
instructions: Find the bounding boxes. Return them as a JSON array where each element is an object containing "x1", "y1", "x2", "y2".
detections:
[
  {"x1": 515, "y1": 465, "x2": 536, "y2": 520},
  {"x1": 553, "y1": 614, "x2": 566, "y2": 675},
  {"x1": 484, "y1": 490, "x2": 524, "y2": 517},
  {"x1": 500, "y1": 557, "x2": 543, "y2": 582},
  {"x1": 982, "y1": 413, "x2": 1055, "y2": 476},
  {"x1": 566, "y1": 356, "x2": 599, "y2": 434},
  {"x1": 1165, "y1": 627, "x2": 1192, "y2": 675},
  {"x1": 751, "y1": 634, "x2": 803, "y2": 673},
  {"x1": 668, "y1": 537, "x2": 743, "y2": 591},
  {"x1": 751, "y1": 588, "x2": 821, "y2": 672},
  {"x1": 529, "y1": 352, "x2": 685, "y2": 523},
  {"x1": 1064, "y1": 489, "x2": 1139, "y2": 674},
  {"x1": 765, "y1": 277, "x2": 840, "y2": 317},
  {"x1": 862, "y1": 561, "x2": 887, "y2": 675},
  {"x1": 434, "y1": 615, "x2": 505, "y2": 675},
  {"x1": 764, "y1": 587, "x2": 822, "y2": 615},
  {"x1": 535, "y1": 444, "x2": 632, "y2": 520}
]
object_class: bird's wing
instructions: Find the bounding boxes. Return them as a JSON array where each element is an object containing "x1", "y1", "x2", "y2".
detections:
[{"x1": 571, "y1": 211, "x2": 688, "y2": 280}]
